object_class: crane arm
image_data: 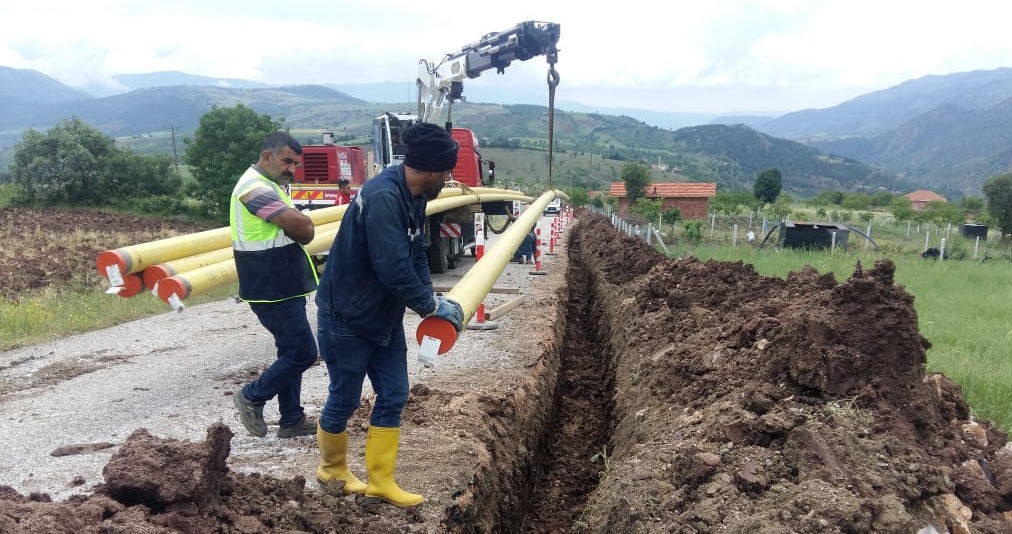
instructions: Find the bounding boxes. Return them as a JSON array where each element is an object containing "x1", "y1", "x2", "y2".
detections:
[{"x1": 417, "y1": 21, "x2": 560, "y2": 124}]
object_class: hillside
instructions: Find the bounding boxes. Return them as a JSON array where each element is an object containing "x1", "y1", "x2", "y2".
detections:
[
  {"x1": 811, "y1": 98, "x2": 1012, "y2": 197},
  {"x1": 758, "y1": 68, "x2": 1012, "y2": 140},
  {"x1": 0, "y1": 66, "x2": 92, "y2": 104},
  {"x1": 747, "y1": 68, "x2": 1012, "y2": 195},
  {"x1": 0, "y1": 69, "x2": 920, "y2": 196},
  {"x1": 0, "y1": 84, "x2": 369, "y2": 141}
]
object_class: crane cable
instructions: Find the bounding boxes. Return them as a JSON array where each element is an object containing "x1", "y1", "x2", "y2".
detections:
[
  {"x1": 488, "y1": 47, "x2": 560, "y2": 235},
  {"x1": 546, "y1": 48, "x2": 560, "y2": 188}
]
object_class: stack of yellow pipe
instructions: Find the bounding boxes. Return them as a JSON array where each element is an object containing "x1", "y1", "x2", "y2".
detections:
[{"x1": 94, "y1": 186, "x2": 534, "y2": 310}]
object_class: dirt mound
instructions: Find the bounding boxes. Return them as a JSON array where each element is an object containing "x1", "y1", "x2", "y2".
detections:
[
  {"x1": 575, "y1": 213, "x2": 1012, "y2": 533},
  {"x1": 0, "y1": 423, "x2": 422, "y2": 533},
  {"x1": 2, "y1": 210, "x2": 1011, "y2": 533}
]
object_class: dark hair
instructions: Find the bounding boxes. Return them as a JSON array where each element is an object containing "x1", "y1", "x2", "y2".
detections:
[
  {"x1": 338, "y1": 178, "x2": 350, "y2": 186},
  {"x1": 262, "y1": 131, "x2": 302, "y2": 156}
]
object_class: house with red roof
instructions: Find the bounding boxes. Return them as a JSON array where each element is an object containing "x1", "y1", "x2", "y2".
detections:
[
  {"x1": 904, "y1": 190, "x2": 947, "y2": 211},
  {"x1": 609, "y1": 182, "x2": 717, "y2": 219}
]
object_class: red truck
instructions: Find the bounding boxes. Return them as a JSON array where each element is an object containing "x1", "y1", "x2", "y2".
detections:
[
  {"x1": 373, "y1": 113, "x2": 503, "y2": 272},
  {"x1": 289, "y1": 132, "x2": 368, "y2": 210}
]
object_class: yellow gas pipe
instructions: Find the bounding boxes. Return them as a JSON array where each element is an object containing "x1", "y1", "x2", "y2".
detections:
[
  {"x1": 141, "y1": 220, "x2": 342, "y2": 292},
  {"x1": 98, "y1": 187, "x2": 514, "y2": 287},
  {"x1": 95, "y1": 204, "x2": 348, "y2": 285},
  {"x1": 156, "y1": 223, "x2": 343, "y2": 310},
  {"x1": 426, "y1": 192, "x2": 533, "y2": 214},
  {"x1": 415, "y1": 189, "x2": 569, "y2": 354},
  {"x1": 147, "y1": 186, "x2": 535, "y2": 309}
]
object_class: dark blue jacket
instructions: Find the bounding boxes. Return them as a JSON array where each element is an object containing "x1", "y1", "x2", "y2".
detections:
[{"x1": 316, "y1": 165, "x2": 437, "y2": 346}]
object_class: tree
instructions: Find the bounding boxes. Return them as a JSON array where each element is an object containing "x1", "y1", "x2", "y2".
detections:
[
  {"x1": 813, "y1": 189, "x2": 845, "y2": 206},
  {"x1": 983, "y1": 172, "x2": 1012, "y2": 238},
  {"x1": 184, "y1": 104, "x2": 283, "y2": 220},
  {"x1": 753, "y1": 168, "x2": 782, "y2": 206},
  {"x1": 890, "y1": 196, "x2": 914, "y2": 225},
  {"x1": 563, "y1": 187, "x2": 588, "y2": 208},
  {"x1": 621, "y1": 162, "x2": 650, "y2": 205},
  {"x1": 106, "y1": 152, "x2": 181, "y2": 199},
  {"x1": 630, "y1": 198, "x2": 661, "y2": 224},
  {"x1": 922, "y1": 201, "x2": 963, "y2": 226},
  {"x1": 766, "y1": 196, "x2": 792, "y2": 221},
  {"x1": 683, "y1": 220, "x2": 703, "y2": 246},
  {"x1": 661, "y1": 207, "x2": 682, "y2": 225},
  {"x1": 841, "y1": 192, "x2": 871, "y2": 211},
  {"x1": 9, "y1": 117, "x2": 179, "y2": 206},
  {"x1": 710, "y1": 190, "x2": 753, "y2": 217},
  {"x1": 960, "y1": 196, "x2": 984, "y2": 216}
]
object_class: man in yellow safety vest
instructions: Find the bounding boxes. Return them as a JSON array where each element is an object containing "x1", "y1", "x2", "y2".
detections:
[{"x1": 229, "y1": 132, "x2": 320, "y2": 439}]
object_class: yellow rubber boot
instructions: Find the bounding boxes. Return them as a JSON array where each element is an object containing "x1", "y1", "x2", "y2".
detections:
[
  {"x1": 316, "y1": 425, "x2": 366, "y2": 494},
  {"x1": 364, "y1": 425, "x2": 424, "y2": 507}
]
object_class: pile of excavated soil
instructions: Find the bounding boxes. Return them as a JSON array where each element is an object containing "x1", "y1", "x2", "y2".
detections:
[
  {"x1": 2, "y1": 209, "x2": 1011, "y2": 533},
  {"x1": 572, "y1": 214, "x2": 1012, "y2": 533}
]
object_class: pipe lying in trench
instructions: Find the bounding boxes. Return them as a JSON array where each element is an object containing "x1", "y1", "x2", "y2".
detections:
[
  {"x1": 415, "y1": 189, "x2": 569, "y2": 355},
  {"x1": 150, "y1": 187, "x2": 534, "y2": 310}
]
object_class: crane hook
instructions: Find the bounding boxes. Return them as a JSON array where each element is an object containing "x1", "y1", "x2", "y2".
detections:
[
  {"x1": 545, "y1": 49, "x2": 560, "y2": 187},
  {"x1": 546, "y1": 49, "x2": 560, "y2": 89}
]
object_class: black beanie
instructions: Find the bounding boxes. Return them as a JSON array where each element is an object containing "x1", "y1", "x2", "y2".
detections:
[{"x1": 402, "y1": 122, "x2": 459, "y2": 172}]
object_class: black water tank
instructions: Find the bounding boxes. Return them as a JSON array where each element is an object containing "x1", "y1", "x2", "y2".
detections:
[
  {"x1": 959, "y1": 223, "x2": 988, "y2": 240},
  {"x1": 778, "y1": 222, "x2": 850, "y2": 250}
]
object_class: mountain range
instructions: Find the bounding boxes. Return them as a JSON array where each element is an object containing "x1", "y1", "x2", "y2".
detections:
[{"x1": 3, "y1": 66, "x2": 1012, "y2": 197}]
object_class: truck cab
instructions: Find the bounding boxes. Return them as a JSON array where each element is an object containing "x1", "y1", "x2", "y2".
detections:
[
  {"x1": 289, "y1": 133, "x2": 366, "y2": 210},
  {"x1": 449, "y1": 128, "x2": 485, "y2": 187}
]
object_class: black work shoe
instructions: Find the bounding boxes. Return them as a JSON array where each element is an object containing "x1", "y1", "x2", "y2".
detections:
[
  {"x1": 233, "y1": 391, "x2": 267, "y2": 437},
  {"x1": 278, "y1": 415, "x2": 318, "y2": 439}
]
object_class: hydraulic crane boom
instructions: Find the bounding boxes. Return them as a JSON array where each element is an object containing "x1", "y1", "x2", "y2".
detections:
[{"x1": 417, "y1": 21, "x2": 561, "y2": 124}]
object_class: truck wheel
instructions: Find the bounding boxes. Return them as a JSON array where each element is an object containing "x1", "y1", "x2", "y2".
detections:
[{"x1": 427, "y1": 239, "x2": 448, "y2": 273}]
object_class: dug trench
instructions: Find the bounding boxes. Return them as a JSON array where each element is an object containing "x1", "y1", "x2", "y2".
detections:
[{"x1": 3, "y1": 209, "x2": 1012, "y2": 532}]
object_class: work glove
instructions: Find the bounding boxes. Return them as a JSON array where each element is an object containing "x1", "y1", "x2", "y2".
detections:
[{"x1": 431, "y1": 296, "x2": 464, "y2": 332}]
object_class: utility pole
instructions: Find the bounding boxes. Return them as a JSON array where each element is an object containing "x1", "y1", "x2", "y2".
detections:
[{"x1": 168, "y1": 125, "x2": 180, "y2": 174}]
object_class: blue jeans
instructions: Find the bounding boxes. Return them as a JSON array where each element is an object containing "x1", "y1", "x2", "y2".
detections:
[
  {"x1": 317, "y1": 305, "x2": 409, "y2": 434},
  {"x1": 243, "y1": 297, "x2": 318, "y2": 427}
]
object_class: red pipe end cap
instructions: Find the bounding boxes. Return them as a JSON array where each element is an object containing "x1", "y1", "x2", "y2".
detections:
[
  {"x1": 415, "y1": 317, "x2": 459, "y2": 355},
  {"x1": 156, "y1": 276, "x2": 190, "y2": 306},
  {"x1": 142, "y1": 265, "x2": 174, "y2": 290},
  {"x1": 117, "y1": 273, "x2": 145, "y2": 299},
  {"x1": 96, "y1": 250, "x2": 129, "y2": 281}
]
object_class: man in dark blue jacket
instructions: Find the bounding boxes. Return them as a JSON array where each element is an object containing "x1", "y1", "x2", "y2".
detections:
[{"x1": 314, "y1": 122, "x2": 464, "y2": 507}]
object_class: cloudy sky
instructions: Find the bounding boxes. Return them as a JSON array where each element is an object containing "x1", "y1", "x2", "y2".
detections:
[{"x1": 3, "y1": 0, "x2": 1011, "y2": 114}]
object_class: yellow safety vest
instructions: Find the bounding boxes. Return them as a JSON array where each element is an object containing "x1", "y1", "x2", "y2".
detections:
[{"x1": 229, "y1": 166, "x2": 318, "y2": 302}]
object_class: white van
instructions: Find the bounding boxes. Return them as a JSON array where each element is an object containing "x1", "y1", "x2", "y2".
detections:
[{"x1": 544, "y1": 198, "x2": 562, "y2": 215}]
